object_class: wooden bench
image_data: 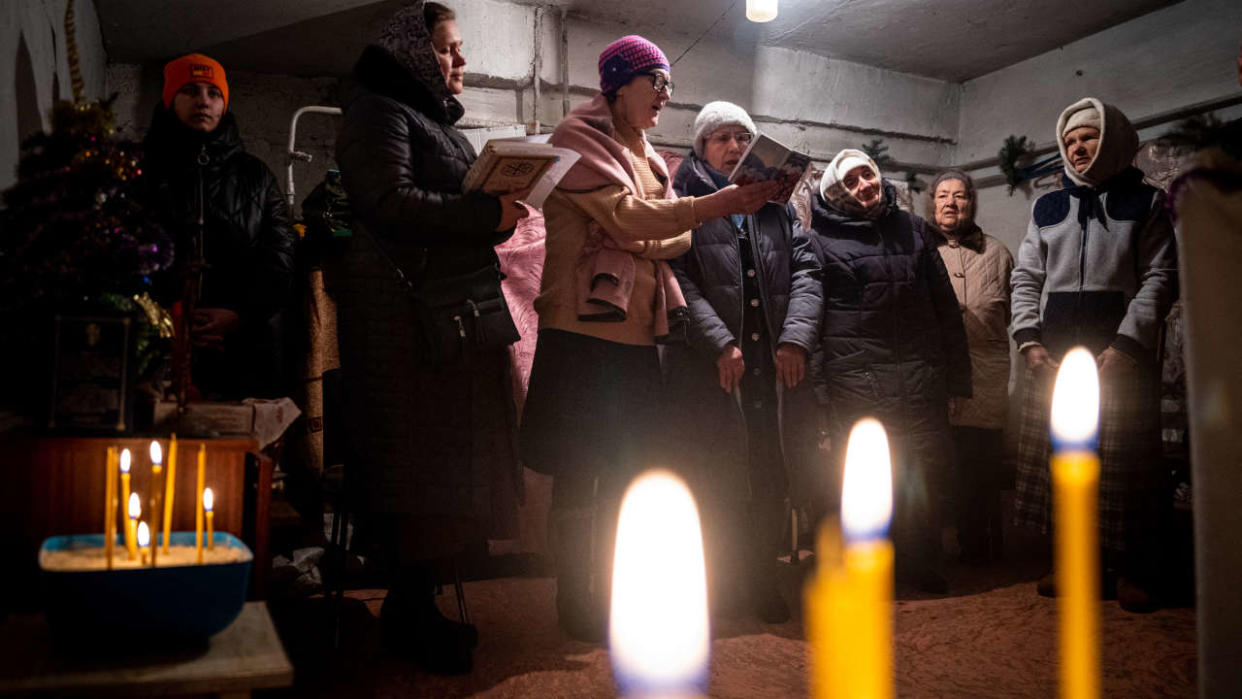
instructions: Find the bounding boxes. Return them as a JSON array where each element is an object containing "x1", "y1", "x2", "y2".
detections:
[{"x1": 0, "y1": 602, "x2": 293, "y2": 697}]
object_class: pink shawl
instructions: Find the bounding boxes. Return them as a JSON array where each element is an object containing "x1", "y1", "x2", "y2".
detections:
[{"x1": 549, "y1": 95, "x2": 687, "y2": 342}]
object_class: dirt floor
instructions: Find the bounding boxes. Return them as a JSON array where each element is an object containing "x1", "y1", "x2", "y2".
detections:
[{"x1": 264, "y1": 548, "x2": 1196, "y2": 698}]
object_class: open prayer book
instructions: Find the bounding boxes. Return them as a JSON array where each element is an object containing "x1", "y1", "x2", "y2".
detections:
[
  {"x1": 728, "y1": 133, "x2": 813, "y2": 204},
  {"x1": 463, "y1": 138, "x2": 580, "y2": 210}
]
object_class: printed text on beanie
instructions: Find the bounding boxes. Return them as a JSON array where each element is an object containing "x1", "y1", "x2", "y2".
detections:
[{"x1": 162, "y1": 53, "x2": 229, "y2": 110}]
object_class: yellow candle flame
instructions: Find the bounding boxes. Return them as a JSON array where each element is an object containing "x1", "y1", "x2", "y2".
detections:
[
  {"x1": 1050, "y1": 347, "x2": 1100, "y2": 446},
  {"x1": 841, "y1": 418, "x2": 893, "y2": 541},
  {"x1": 149, "y1": 440, "x2": 162, "y2": 465},
  {"x1": 120, "y1": 448, "x2": 131, "y2": 473},
  {"x1": 203, "y1": 487, "x2": 214, "y2": 512},
  {"x1": 610, "y1": 469, "x2": 710, "y2": 694},
  {"x1": 136, "y1": 521, "x2": 150, "y2": 547},
  {"x1": 128, "y1": 491, "x2": 141, "y2": 519}
]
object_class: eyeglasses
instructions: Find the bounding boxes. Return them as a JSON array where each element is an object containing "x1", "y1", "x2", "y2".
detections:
[
  {"x1": 707, "y1": 131, "x2": 754, "y2": 147},
  {"x1": 640, "y1": 72, "x2": 674, "y2": 97}
]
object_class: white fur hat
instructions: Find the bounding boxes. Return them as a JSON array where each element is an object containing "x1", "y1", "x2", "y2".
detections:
[{"x1": 692, "y1": 101, "x2": 757, "y2": 157}]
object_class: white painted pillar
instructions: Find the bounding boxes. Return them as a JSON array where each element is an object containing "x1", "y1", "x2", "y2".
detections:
[{"x1": 1175, "y1": 165, "x2": 1242, "y2": 697}]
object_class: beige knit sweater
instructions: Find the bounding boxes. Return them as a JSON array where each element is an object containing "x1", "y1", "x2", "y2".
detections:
[{"x1": 536, "y1": 120, "x2": 696, "y2": 346}]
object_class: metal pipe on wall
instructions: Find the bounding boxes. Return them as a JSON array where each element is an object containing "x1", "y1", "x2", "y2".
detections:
[
  {"x1": 560, "y1": 7, "x2": 570, "y2": 119},
  {"x1": 531, "y1": 7, "x2": 542, "y2": 135}
]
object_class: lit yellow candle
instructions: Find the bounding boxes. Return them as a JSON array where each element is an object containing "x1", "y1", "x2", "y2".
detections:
[
  {"x1": 163, "y1": 434, "x2": 177, "y2": 554},
  {"x1": 610, "y1": 469, "x2": 709, "y2": 698},
  {"x1": 104, "y1": 447, "x2": 117, "y2": 569},
  {"x1": 148, "y1": 441, "x2": 163, "y2": 568},
  {"x1": 805, "y1": 518, "x2": 853, "y2": 698},
  {"x1": 127, "y1": 492, "x2": 141, "y2": 561},
  {"x1": 119, "y1": 449, "x2": 133, "y2": 556},
  {"x1": 806, "y1": 418, "x2": 895, "y2": 699},
  {"x1": 1050, "y1": 348, "x2": 1102, "y2": 699},
  {"x1": 841, "y1": 418, "x2": 895, "y2": 699},
  {"x1": 204, "y1": 487, "x2": 215, "y2": 552},
  {"x1": 196, "y1": 443, "x2": 206, "y2": 564},
  {"x1": 137, "y1": 520, "x2": 150, "y2": 566}
]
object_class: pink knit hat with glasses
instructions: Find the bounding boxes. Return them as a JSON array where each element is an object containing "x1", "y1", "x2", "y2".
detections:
[{"x1": 598, "y1": 35, "x2": 670, "y2": 97}]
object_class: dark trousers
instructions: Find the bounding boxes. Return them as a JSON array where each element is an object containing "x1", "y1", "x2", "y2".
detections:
[
  {"x1": 888, "y1": 426, "x2": 949, "y2": 582},
  {"x1": 951, "y1": 426, "x2": 1005, "y2": 562},
  {"x1": 698, "y1": 402, "x2": 789, "y2": 614}
]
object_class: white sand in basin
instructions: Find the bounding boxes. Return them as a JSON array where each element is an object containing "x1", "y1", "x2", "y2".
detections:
[{"x1": 41, "y1": 543, "x2": 251, "y2": 571}]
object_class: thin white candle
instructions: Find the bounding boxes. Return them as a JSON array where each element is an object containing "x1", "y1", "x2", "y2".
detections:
[{"x1": 610, "y1": 469, "x2": 710, "y2": 697}]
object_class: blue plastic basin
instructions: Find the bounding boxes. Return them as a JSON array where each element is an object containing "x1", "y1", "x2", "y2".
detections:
[{"x1": 39, "y1": 531, "x2": 252, "y2": 644}]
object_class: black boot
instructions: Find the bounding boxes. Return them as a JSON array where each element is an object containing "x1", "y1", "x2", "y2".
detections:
[
  {"x1": 380, "y1": 569, "x2": 477, "y2": 675},
  {"x1": 553, "y1": 513, "x2": 604, "y2": 643}
]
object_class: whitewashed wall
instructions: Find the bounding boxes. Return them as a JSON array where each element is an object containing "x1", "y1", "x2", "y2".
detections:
[
  {"x1": 955, "y1": 0, "x2": 1242, "y2": 257},
  {"x1": 0, "y1": 0, "x2": 107, "y2": 192}
]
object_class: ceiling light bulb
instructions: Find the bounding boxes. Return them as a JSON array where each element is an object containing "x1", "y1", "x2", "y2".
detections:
[{"x1": 746, "y1": 0, "x2": 777, "y2": 23}]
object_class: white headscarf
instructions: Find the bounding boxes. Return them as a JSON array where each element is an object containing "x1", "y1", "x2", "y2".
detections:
[
  {"x1": 819, "y1": 149, "x2": 884, "y2": 218},
  {"x1": 1056, "y1": 97, "x2": 1139, "y2": 187}
]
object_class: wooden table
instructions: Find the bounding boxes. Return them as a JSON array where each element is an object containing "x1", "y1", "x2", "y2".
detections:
[
  {"x1": 0, "y1": 602, "x2": 293, "y2": 697},
  {"x1": 0, "y1": 435, "x2": 273, "y2": 602}
]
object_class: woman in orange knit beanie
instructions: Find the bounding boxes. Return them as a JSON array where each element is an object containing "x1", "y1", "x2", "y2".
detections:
[{"x1": 140, "y1": 52, "x2": 295, "y2": 401}]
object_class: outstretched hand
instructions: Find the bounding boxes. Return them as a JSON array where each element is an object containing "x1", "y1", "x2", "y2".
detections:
[
  {"x1": 724, "y1": 181, "x2": 783, "y2": 215},
  {"x1": 696, "y1": 181, "x2": 783, "y2": 222}
]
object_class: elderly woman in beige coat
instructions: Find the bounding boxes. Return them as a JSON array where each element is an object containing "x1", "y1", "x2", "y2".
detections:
[{"x1": 928, "y1": 170, "x2": 1014, "y2": 563}]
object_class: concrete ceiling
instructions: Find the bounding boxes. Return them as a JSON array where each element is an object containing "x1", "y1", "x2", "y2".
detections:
[{"x1": 96, "y1": 0, "x2": 1182, "y2": 82}]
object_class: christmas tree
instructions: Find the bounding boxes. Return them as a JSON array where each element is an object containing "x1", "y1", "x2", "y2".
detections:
[
  {"x1": 0, "y1": 98, "x2": 172, "y2": 312},
  {"x1": 0, "y1": 2, "x2": 174, "y2": 412}
]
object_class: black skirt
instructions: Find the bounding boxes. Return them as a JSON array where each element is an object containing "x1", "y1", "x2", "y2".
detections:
[{"x1": 519, "y1": 328, "x2": 666, "y2": 508}]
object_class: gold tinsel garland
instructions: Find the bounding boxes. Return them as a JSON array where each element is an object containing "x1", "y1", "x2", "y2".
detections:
[{"x1": 64, "y1": 0, "x2": 85, "y2": 103}]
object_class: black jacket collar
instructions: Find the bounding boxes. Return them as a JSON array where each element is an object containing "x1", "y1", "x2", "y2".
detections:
[
  {"x1": 812, "y1": 180, "x2": 899, "y2": 228},
  {"x1": 673, "y1": 152, "x2": 729, "y2": 198},
  {"x1": 143, "y1": 105, "x2": 243, "y2": 171}
]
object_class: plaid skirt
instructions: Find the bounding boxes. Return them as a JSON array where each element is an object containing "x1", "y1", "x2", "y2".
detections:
[{"x1": 1011, "y1": 363, "x2": 1165, "y2": 552}]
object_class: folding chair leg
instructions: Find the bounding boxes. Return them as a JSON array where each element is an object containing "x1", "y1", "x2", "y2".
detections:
[{"x1": 453, "y1": 558, "x2": 469, "y2": 625}]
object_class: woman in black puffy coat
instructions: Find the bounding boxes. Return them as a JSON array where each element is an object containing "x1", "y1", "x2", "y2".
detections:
[
  {"x1": 798, "y1": 149, "x2": 971, "y2": 593},
  {"x1": 141, "y1": 54, "x2": 295, "y2": 400},
  {"x1": 333, "y1": 1, "x2": 528, "y2": 674},
  {"x1": 665, "y1": 102, "x2": 822, "y2": 623}
]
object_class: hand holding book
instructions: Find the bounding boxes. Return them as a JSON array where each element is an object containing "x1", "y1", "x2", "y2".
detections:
[
  {"x1": 463, "y1": 139, "x2": 580, "y2": 210},
  {"x1": 495, "y1": 187, "x2": 533, "y2": 232},
  {"x1": 695, "y1": 181, "x2": 784, "y2": 222}
]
